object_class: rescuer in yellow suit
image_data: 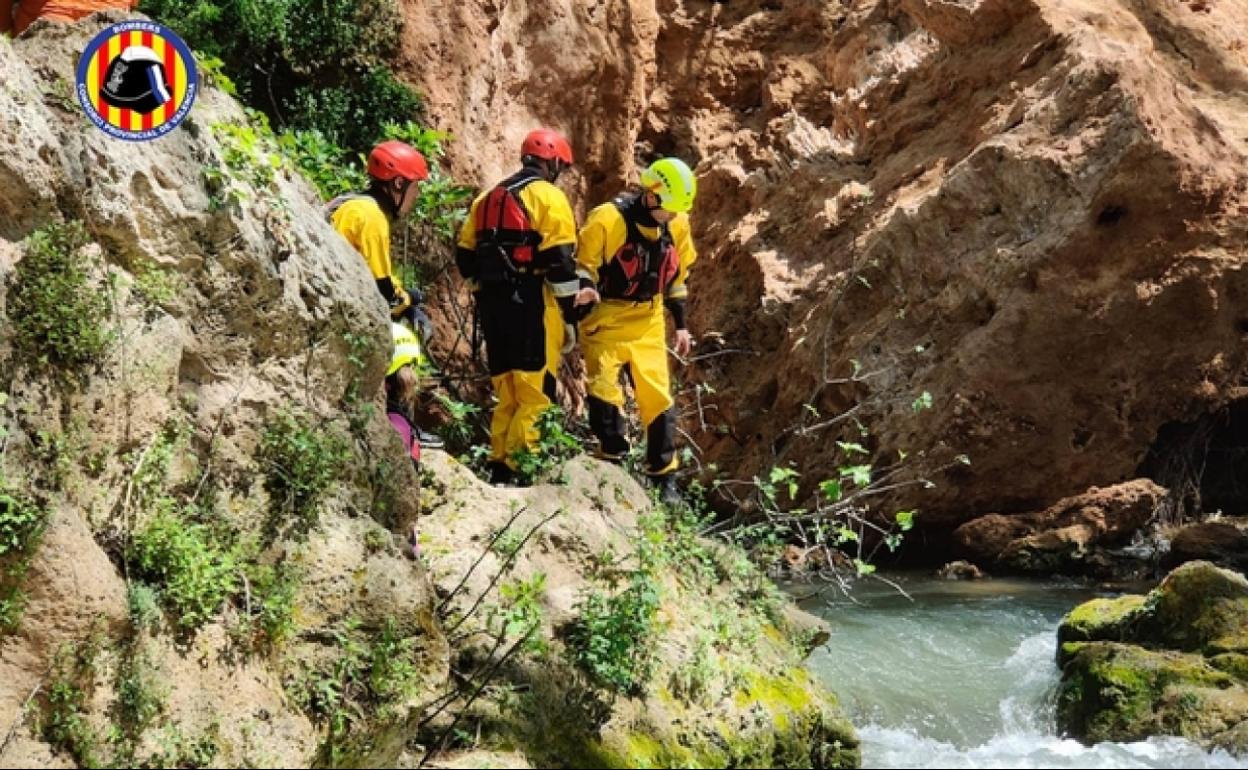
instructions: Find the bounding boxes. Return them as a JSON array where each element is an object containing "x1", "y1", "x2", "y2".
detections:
[
  {"x1": 455, "y1": 128, "x2": 598, "y2": 485},
  {"x1": 576, "y1": 158, "x2": 698, "y2": 505}
]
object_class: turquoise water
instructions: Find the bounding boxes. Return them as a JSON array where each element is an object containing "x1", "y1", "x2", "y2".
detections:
[{"x1": 798, "y1": 575, "x2": 1245, "y2": 769}]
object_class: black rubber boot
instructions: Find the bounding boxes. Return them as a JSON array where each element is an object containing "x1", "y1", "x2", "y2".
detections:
[
  {"x1": 650, "y1": 475, "x2": 683, "y2": 508},
  {"x1": 488, "y1": 461, "x2": 514, "y2": 486}
]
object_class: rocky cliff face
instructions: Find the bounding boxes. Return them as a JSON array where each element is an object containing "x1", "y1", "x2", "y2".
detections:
[
  {"x1": 399, "y1": 0, "x2": 1248, "y2": 533},
  {"x1": 0, "y1": 17, "x2": 449, "y2": 766}
]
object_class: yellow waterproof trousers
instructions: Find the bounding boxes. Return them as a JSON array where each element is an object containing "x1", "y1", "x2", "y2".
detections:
[
  {"x1": 485, "y1": 283, "x2": 564, "y2": 468},
  {"x1": 581, "y1": 298, "x2": 678, "y2": 476}
]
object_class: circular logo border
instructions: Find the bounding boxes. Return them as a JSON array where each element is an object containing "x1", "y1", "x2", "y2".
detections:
[{"x1": 75, "y1": 21, "x2": 199, "y2": 143}]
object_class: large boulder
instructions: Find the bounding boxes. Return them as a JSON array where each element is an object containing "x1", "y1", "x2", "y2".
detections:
[
  {"x1": 1164, "y1": 518, "x2": 1248, "y2": 573},
  {"x1": 1057, "y1": 642, "x2": 1247, "y2": 747},
  {"x1": 409, "y1": 453, "x2": 860, "y2": 769},
  {"x1": 1057, "y1": 561, "x2": 1248, "y2": 752},
  {"x1": 952, "y1": 479, "x2": 1165, "y2": 575}
]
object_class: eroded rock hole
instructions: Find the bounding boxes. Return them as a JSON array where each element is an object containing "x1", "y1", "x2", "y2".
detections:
[
  {"x1": 1096, "y1": 205, "x2": 1128, "y2": 227},
  {"x1": 1139, "y1": 398, "x2": 1248, "y2": 520}
]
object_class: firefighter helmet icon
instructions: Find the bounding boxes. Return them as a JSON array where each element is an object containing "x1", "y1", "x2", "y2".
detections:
[
  {"x1": 76, "y1": 22, "x2": 199, "y2": 141},
  {"x1": 100, "y1": 46, "x2": 172, "y2": 115}
]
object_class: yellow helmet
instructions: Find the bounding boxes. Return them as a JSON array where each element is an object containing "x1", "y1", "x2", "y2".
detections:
[
  {"x1": 640, "y1": 157, "x2": 697, "y2": 213},
  {"x1": 388, "y1": 322, "x2": 424, "y2": 376}
]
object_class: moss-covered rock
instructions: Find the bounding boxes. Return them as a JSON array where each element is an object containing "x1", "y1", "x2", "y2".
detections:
[
  {"x1": 1148, "y1": 562, "x2": 1248, "y2": 654},
  {"x1": 1057, "y1": 562, "x2": 1248, "y2": 753},
  {"x1": 1056, "y1": 595, "x2": 1147, "y2": 664},
  {"x1": 1057, "y1": 642, "x2": 1239, "y2": 742}
]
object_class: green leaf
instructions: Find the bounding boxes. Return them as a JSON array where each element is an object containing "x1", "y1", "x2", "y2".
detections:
[
  {"x1": 895, "y1": 510, "x2": 916, "y2": 531},
  {"x1": 836, "y1": 441, "x2": 868, "y2": 457},
  {"x1": 818, "y1": 479, "x2": 842, "y2": 502},
  {"x1": 854, "y1": 559, "x2": 876, "y2": 576},
  {"x1": 912, "y1": 391, "x2": 933, "y2": 413},
  {"x1": 840, "y1": 464, "x2": 872, "y2": 488},
  {"x1": 769, "y1": 466, "x2": 800, "y2": 501}
]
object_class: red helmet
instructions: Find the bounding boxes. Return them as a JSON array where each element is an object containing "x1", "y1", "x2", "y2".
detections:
[
  {"x1": 520, "y1": 128, "x2": 573, "y2": 165},
  {"x1": 367, "y1": 140, "x2": 429, "y2": 183}
]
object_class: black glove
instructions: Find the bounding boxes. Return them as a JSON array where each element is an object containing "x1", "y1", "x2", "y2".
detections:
[
  {"x1": 389, "y1": 285, "x2": 413, "y2": 320},
  {"x1": 556, "y1": 294, "x2": 596, "y2": 326}
]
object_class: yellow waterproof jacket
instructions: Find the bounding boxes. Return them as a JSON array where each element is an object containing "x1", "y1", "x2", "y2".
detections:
[
  {"x1": 576, "y1": 201, "x2": 696, "y2": 304},
  {"x1": 458, "y1": 177, "x2": 577, "y2": 255},
  {"x1": 332, "y1": 196, "x2": 396, "y2": 286},
  {"x1": 456, "y1": 174, "x2": 579, "y2": 299},
  {"x1": 330, "y1": 195, "x2": 413, "y2": 314}
]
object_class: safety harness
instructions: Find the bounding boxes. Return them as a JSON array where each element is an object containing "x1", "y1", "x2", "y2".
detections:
[
  {"x1": 597, "y1": 195, "x2": 679, "y2": 302},
  {"x1": 473, "y1": 168, "x2": 545, "y2": 284}
]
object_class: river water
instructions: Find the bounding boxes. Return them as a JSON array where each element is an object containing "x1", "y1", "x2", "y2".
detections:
[{"x1": 797, "y1": 575, "x2": 1245, "y2": 769}]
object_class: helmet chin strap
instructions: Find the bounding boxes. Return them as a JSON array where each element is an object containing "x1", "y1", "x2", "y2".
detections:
[{"x1": 393, "y1": 178, "x2": 412, "y2": 209}]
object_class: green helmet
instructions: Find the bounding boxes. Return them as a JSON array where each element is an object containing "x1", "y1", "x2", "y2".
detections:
[
  {"x1": 388, "y1": 322, "x2": 424, "y2": 376},
  {"x1": 640, "y1": 157, "x2": 697, "y2": 213}
]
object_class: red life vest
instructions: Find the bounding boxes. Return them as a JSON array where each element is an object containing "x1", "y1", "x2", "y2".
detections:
[
  {"x1": 474, "y1": 169, "x2": 544, "y2": 282},
  {"x1": 598, "y1": 196, "x2": 679, "y2": 302}
]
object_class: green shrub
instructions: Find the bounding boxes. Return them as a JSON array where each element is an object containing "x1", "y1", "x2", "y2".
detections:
[
  {"x1": 277, "y1": 128, "x2": 367, "y2": 199},
  {"x1": 129, "y1": 510, "x2": 238, "y2": 632},
  {"x1": 287, "y1": 617, "x2": 423, "y2": 763},
  {"x1": 11, "y1": 221, "x2": 112, "y2": 376},
  {"x1": 492, "y1": 574, "x2": 548, "y2": 654},
  {"x1": 142, "y1": 723, "x2": 221, "y2": 768},
  {"x1": 32, "y1": 422, "x2": 86, "y2": 492},
  {"x1": 115, "y1": 647, "x2": 167, "y2": 741},
  {"x1": 0, "y1": 484, "x2": 45, "y2": 558},
  {"x1": 204, "y1": 114, "x2": 291, "y2": 211},
  {"x1": 0, "y1": 483, "x2": 47, "y2": 633},
  {"x1": 436, "y1": 394, "x2": 482, "y2": 455},
  {"x1": 258, "y1": 410, "x2": 349, "y2": 540},
  {"x1": 41, "y1": 637, "x2": 104, "y2": 767},
  {"x1": 240, "y1": 561, "x2": 301, "y2": 648},
  {"x1": 286, "y1": 68, "x2": 422, "y2": 153},
  {"x1": 132, "y1": 262, "x2": 179, "y2": 308},
  {"x1": 43, "y1": 677, "x2": 99, "y2": 766},
  {"x1": 126, "y1": 583, "x2": 163, "y2": 633},
  {"x1": 140, "y1": 0, "x2": 420, "y2": 155},
  {"x1": 567, "y1": 572, "x2": 662, "y2": 695},
  {"x1": 511, "y1": 407, "x2": 583, "y2": 486}
]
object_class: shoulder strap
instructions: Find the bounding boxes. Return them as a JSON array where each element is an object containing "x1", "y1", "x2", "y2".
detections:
[
  {"x1": 483, "y1": 169, "x2": 544, "y2": 246},
  {"x1": 503, "y1": 167, "x2": 543, "y2": 193},
  {"x1": 324, "y1": 192, "x2": 372, "y2": 223},
  {"x1": 612, "y1": 195, "x2": 670, "y2": 281}
]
